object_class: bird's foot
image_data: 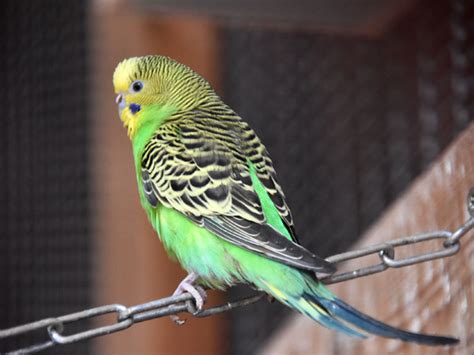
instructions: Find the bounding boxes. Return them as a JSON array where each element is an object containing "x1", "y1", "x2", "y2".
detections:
[{"x1": 170, "y1": 272, "x2": 207, "y2": 325}]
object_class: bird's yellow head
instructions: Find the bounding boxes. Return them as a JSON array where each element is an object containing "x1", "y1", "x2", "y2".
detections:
[{"x1": 113, "y1": 55, "x2": 215, "y2": 138}]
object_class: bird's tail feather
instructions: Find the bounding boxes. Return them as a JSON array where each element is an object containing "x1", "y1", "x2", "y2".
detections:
[{"x1": 264, "y1": 278, "x2": 458, "y2": 346}]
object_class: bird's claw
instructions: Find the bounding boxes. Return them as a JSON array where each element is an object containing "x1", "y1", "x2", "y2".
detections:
[
  {"x1": 170, "y1": 314, "x2": 186, "y2": 325},
  {"x1": 170, "y1": 272, "x2": 207, "y2": 325}
]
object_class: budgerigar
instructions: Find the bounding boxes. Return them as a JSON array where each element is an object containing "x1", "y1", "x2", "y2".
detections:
[{"x1": 113, "y1": 55, "x2": 457, "y2": 345}]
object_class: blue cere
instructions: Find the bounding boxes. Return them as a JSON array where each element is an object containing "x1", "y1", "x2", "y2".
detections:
[{"x1": 130, "y1": 103, "x2": 141, "y2": 114}]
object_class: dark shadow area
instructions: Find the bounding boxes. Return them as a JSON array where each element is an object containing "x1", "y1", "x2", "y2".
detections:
[{"x1": 0, "y1": 1, "x2": 91, "y2": 354}]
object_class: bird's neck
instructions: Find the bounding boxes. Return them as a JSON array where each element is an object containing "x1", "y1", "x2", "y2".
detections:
[{"x1": 131, "y1": 104, "x2": 176, "y2": 169}]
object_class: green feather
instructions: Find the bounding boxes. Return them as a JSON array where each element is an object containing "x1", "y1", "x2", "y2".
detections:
[
  {"x1": 132, "y1": 104, "x2": 176, "y2": 166},
  {"x1": 248, "y1": 161, "x2": 291, "y2": 240}
]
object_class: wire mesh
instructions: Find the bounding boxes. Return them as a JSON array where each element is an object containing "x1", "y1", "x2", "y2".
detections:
[
  {"x1": 222, "y1": 1, "x2": 474, "y2": 353},
  {"x1": 0, "y1": 1, "x2": 91, "y2": 354}
]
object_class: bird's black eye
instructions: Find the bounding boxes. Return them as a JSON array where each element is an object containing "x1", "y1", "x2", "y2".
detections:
[{"x1": 130, "y1": 80, "x2": 144, "y2": 93}]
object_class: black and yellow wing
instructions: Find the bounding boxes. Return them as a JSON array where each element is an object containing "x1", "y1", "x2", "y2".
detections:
[{"x1": 140, "y1": 105, "x2": 335, "y2": 273}]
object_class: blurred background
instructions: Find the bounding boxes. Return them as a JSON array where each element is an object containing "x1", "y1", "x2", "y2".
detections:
[{"x1": 0, "y1": 0, "x2": 472, "y2": 354}]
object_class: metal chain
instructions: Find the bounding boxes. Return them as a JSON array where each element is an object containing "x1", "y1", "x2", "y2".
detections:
[{"x1": 1, "y1": 189, "x2": 473, "y2": 355}]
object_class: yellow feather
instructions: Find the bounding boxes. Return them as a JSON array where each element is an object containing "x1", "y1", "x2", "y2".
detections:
[{"x1": 113, "y1": 57, "x2": 139, "y2": 93}]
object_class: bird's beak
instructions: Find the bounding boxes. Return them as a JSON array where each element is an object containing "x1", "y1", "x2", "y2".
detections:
[{"x1": 116, "y1": 94, "x2": 126, "y2": 117}]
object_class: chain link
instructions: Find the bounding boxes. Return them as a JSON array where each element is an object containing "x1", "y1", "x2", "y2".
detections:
[{"x1": 1, "y1": 189, "x2": 473, "y2": 354}]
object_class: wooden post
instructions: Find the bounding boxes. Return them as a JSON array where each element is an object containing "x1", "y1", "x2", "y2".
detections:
[
  {"x1": 91, "y1": 2, "x2": 225, "y2": 354},
  {"x1": 261, "y1": 124, "x2": 474, "y2": 355}
]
